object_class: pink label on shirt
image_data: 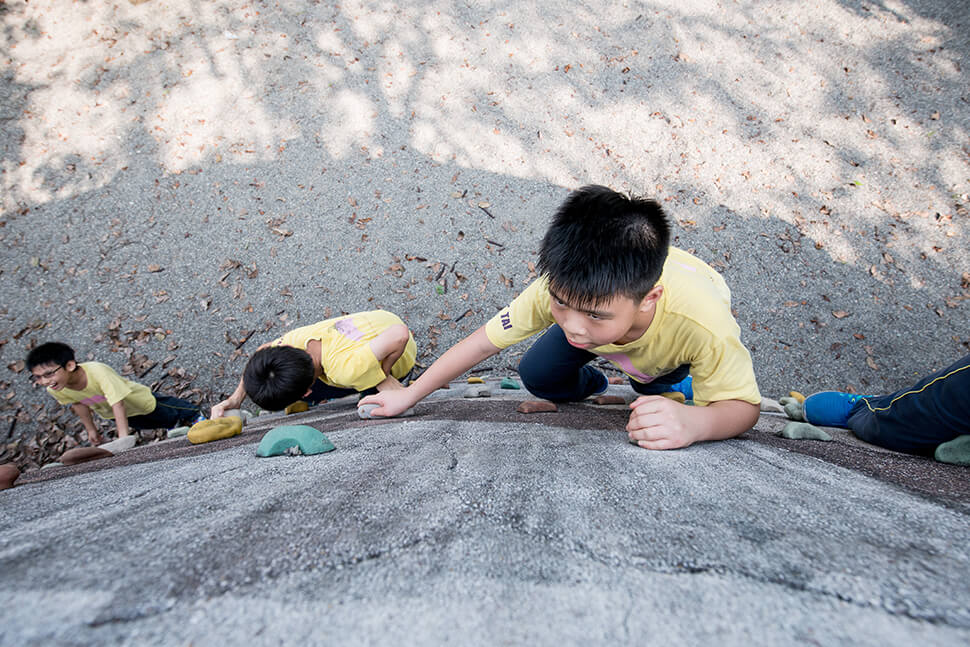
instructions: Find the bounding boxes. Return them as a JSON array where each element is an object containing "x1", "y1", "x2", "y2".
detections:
[
  {"x1": 80, "y1": 395, "x2": 108, "y2": 406},
  {"x1": 334, "y1": 318, "x2": 365, "y2": 342},
  {"x1": 597, "y1": 352, "x2": 655, "y2": 383}
]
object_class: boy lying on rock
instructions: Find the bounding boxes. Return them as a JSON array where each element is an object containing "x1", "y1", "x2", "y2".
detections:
[
  {"x1": 361, "y1": 185, "x2": 762, "y2": 449},
  {"x1": 27, "y1": 341, "x2": 202, "y2": 447},
  {"x1": 211, "y1": 310, "x2": 416, "y2": 417}
]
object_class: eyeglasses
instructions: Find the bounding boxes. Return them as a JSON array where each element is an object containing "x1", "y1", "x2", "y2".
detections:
[{"x1": 30, "y1": 365, "x2": 63, "y2": 384}]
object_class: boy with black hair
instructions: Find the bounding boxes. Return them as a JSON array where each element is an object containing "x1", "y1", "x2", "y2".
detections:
[
  {"x1": 211, "y1": 310, "x2": 416, "y2": 416},
  {"x1": 26, "y1": 341, "x2": 202, "y2": 445},
  {"x1": 361, "y1": 185, "x2": 762, "y2": 449}
]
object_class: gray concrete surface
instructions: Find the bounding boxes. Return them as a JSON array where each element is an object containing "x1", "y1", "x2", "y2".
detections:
[
  {"x1": 2, "y1": 384, "x2": 969, "y2": 646},
  {"x1": 2, "y1": 0, "x2": 969, "y2": 455},
  {"x1": 2, "y1": 1, "x2": 970, "y2": 644}
]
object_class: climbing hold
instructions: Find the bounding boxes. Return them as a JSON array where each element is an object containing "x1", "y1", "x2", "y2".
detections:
[
  {"x1": 167, "y1": 425, "x2": 190, "y2": 439},
  {"x1": 187, "y1": 417, "x2": 243, "y2": 444},
  {"x1": 357, "y1": 403, "x2": 415, "y2": 419},
  {"x1": 500, "y1": 377, "x2": 520, "y2": 390},
  {"x1": 592, "y1": 395, "x2": 626, "y2": 405},
  {"x1": 99, "y1": 435, "x2": 137, "y2": 454},
  {"x1": 256, "y1": 425, "x2": 335, "y2": 457},
  {"x1": 285, "y1": 401, "x2": 309, "y2": 415},
  {"x1": 467, "y1": 376, "x2": 485, "y2": 384},
  {"x1": 788, "y1": 391, "x2": 806, "y2": 404},
  {"x1": 517, "y1": 400, "x2": 558, "y2": 414},
  {"x1": 0, "y1": 464, "x2": 20, "y2": 490},
  {"x1": 935, "y1": 435, "x2": 970, "y2": 466},
  {"x1": 60, "y1": 447, "x2": 114, "y2": 465},
  {"x1": 778, "y1": 421, "x2": 832, "y2": 441},
  {"x1": 660, "y1": 391, "x2": 686, "y2": 404},
  {"x1": 759, "y1": 397, "x2": 785, "y2": 413},
  {"x1": 463, "y1": 384, "x2": 491, "y2": 398},
  {"x1": 222, "y1": 409, "x2": 251, "y2": 426},
  {"x1": 779, "y1": 396, "x2": 805, "y2": 421}
]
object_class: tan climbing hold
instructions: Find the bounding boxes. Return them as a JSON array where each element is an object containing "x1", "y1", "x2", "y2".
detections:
[
  {"x1": 187, "y1": 417, "x2": 243, "y2": 444},
  {"x1": 285, "y1": 400, "x2": 309, "y2": 415},
  {"x1": 60, "y1": 447, "x2": 114, "y2": 465},
  {"x1": 788, "y1": 390, "x2": 806, "y2": 404},
  {"x1": 517, "y1": 400, "x2": 558, "y2": 414},
  {"x1": 0, "y1": 463, "x2": 20, "y2": 490},
  {"x1": 592, "y1": 395, "x2": 626, "y2": 406}
]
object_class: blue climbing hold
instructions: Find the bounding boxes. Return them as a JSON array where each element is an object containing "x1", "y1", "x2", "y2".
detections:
[{"x1": 256, "y1": 425, "x2": 335, "y2": 457}]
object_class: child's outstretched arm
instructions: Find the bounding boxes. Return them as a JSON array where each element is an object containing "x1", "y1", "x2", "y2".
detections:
[
  {"x1": 368, "y1": 323, "x2": 411, "y2": 392},
  {"x1": 71, "y1": 403, "x2": 102, "y2": 445},
  {"x1": 626, "y1": 397, "x2": 759, "y2": 450},
  {"x1": 110, "y1": 400, "x2": 132, "y2": 439},
  {"x1": 211, "y1": 342, "x2": 272, "y2": 417},
  {"x1": 359, "y1": 325, "x2": 500, "y2": 416}
]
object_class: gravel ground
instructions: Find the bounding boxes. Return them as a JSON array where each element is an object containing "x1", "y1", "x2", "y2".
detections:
[{"x1": 1, "y1": 0, "x2": 968, "y2": 468}]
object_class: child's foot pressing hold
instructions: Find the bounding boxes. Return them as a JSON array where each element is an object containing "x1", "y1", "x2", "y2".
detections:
[
  {"x1": 778, "y1": 421, "x2": 832, "y2": 441},
  {"x1": 934, "y1": 435, "x2": 970, "y2": 466}
]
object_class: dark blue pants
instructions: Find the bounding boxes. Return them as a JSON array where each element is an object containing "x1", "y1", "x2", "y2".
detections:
[
  {"x1": 517, "y1": 325, "x2": 689, "y2": 402},
  {"x1": 128, "y1": 393, "x2": 200, "y2": 430},
  {"x1": 304, "y1": 380, "x2": 379, "y2": 404},
  {"x1": 848, "y1": 353, "x2": 970, "y2": 455}
]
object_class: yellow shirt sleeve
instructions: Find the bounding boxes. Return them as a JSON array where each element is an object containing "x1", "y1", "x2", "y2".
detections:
[{"x1": 484, "y1": 277, "x2": 555, "y2": 349}]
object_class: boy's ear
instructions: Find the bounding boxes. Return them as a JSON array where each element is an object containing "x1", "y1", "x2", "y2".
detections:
[
  {"x1": 65, "y1": 359, "x2": 77, "y2": 372},
  {"x1": 638, "y1": 285, "x2": 664, "y2": 311}
]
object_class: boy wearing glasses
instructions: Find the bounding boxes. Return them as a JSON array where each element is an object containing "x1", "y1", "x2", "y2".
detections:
[{"x1": 26, "y1": 341, "x2": 202, "y2": 446}]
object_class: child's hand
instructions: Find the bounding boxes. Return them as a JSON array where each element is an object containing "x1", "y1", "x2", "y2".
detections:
[
  {"x1": 626, "y1": 396, "x2": 699, "y2": 450},
  {"x1": 358, "y1": 389, "x2": 415, "y2": 418},
  {"x1": 210, "y1": 400, "x2": 233, "y2": 418}
]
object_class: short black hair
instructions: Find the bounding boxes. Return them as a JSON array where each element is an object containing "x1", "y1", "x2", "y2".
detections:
[
  {"x1": 26, "y1": 342, "x2": 76, "y2": 371},
  {"x1": 537, "y1": 185, "x2": 671, "y2": 308},
  {"x1": 243, "y1": 346, "x2": 316, "y2": 411}
]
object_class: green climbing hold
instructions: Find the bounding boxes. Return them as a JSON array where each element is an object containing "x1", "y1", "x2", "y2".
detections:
[
  {"x1": 779, "y1": 396, "x2": 805, "y2": 421},
  {"x1": 934, "y1": 435, "x2": 970, "y2": 466},
  {"x1": 256, "y1": 425, "x2": 335, "y2": 457},
  {"x1": 500, "y1": 377, "x2": 521, "y2": 390},
  {"x1": 778, "y1": 421, "x2": 832, "y2": 441}
]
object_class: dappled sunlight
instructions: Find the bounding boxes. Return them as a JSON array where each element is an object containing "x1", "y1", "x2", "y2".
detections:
[
  {"x1": 0, "y1": 0, "x2": 966, "y2": 281},
  {"x1": 3, "y1": 83, "x2": 126, "y2": 205}
]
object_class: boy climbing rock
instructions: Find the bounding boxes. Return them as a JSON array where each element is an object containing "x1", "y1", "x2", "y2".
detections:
[{"x1": 361, "y1": 185, "x2": 761, "y2": 449}]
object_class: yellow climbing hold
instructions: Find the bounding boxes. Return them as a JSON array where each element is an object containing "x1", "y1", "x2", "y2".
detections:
[
  {"x1": 660, "y1": 391, "x2": 686, "y2": 404},
  {"x1": 467, "y1": 376, "x2": 484, "y2": 384},
  {"x1": 788, "y1": 391, "x2": 806, "y2": 404},
  {"x1": 187, "y1": 417, "x2": 243, "y2": 444},
  {"x1": 285, "y1": 400, "x2": 309, "y2": 415}
]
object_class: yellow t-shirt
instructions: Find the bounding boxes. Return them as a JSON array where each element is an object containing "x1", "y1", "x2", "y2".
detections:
[
  {"x1": 484, "y1": 247, "x2": 761, "y2": 406},
  {"x1": 272, "y1": 310, "x2": 417, "y2": 391},
  {"x1": 48, "y1": 361, "x2": 157, "y2": 419}
]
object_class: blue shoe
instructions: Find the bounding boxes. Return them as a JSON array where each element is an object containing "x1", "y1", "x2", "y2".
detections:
[
  {"x1": 803, "y1": 391, "x2": 872, "y2": 427},
  {"x1": 664, "y1": 375, "x2": 693, "y2": 401},
  {"x1": 588, "y1": 371, "x2": 609, "y2": 398}
]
